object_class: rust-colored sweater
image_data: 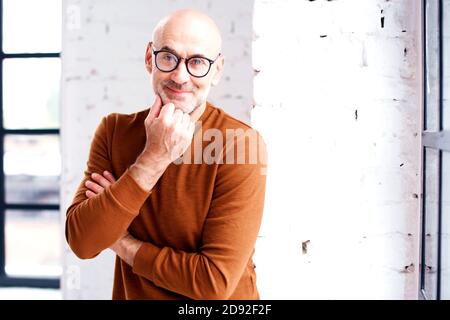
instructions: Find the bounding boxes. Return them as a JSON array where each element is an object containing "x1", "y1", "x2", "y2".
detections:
[{"x1": 65, "y1": 102, "x2": 267, "y2": 300}]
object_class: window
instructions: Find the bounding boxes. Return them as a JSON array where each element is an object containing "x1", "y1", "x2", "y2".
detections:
[
  {"x1": 0, "y1": 0, "x2": 61, "y2": 288},
  {"x1": 420, "y1": 0, "x2": 450, "y2": 300}
]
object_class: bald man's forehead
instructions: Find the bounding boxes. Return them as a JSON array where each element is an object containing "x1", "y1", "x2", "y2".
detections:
[
  {"x1": 152, "y1": 11, "x2": 222, "y2": 56},
  {"x1": 155, "y1": 30, "x2": 220, "y2": 56}
]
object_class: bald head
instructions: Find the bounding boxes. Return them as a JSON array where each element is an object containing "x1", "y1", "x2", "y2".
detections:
[{"x1": 152, "y1": 9, "x2": 222, "y2": 54}]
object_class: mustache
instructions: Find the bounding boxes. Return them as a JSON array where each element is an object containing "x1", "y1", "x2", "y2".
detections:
[{"x1": 163, "y1": 80, "x2": 194, "y2": 91}]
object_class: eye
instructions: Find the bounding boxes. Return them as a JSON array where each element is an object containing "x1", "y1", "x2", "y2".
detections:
[
  {"x1": 189, "y1": 58, "x2": 208, "y2": 67},
  {"x1": 161, "y1": 52, "x2": 176, "y2": 62}
]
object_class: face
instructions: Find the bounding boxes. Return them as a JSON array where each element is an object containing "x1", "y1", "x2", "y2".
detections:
[{"x1": 145, "y1": 23, "x2": 224, "y2": 114}]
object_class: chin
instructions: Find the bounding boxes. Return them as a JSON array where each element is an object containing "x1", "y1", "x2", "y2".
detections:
[{"x1": 172, "y1": 102, "x2": 196, "y2": 114}]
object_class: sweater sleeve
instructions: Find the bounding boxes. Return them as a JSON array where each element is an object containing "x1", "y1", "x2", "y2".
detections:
[
  {"x1": 132, "y1": 134, "x2": 267, "y2": 300},
  {"x1": 65, "y1": 115, "x2": 151, "y2": 259}
]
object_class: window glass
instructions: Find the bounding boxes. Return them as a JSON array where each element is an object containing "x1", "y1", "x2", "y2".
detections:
[
  {"x1": 2, "y1": 0, "x2": 62, "y2": 53},
  {"x1": 425, "y1": 0, "x2": 440, "y2": 131},
  {"x1": 423, "y1": 147, "x2": 439, "y2": 299},
  {"x1": 442, "y1": 0, "x2": 450, "y2": 130},
  {"x1": 3, "y1": 58, "x2": 60, "y2": 129},
  {"x1": 441, "y1": 151, "x2": 450, "y2": 299},
  {"x1": 4, "y1": 135, "x2": 60, "y2": 204},
  {"x1": 5, "y1": 210, "x2": 62, "y2": 278}
]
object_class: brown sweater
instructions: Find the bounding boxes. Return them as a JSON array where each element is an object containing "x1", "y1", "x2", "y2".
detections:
[{"x1": 65, "y1": 102, "x2": 267, "y2": 300}]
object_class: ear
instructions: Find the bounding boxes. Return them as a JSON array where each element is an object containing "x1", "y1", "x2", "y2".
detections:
[
  {"x1": 145, "y1": 42, "x2": 153, "y2": 74},
  {"x1": 211, "y1": 55, "x2": 224, "y2": 86}
]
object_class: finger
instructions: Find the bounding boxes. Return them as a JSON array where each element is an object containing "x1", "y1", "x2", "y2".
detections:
[
  {"x1": 172, "y1": 111, "x2": 188, "y2": 141},
  {"x1": 103, "y1": 170, "x2": 116, "y2": 183},
  {"x1": 85, "y1": 190, "x2": 96, "y2": 198},
  {"x1": 171, "y1": 109, "x2": 184, "y2": 126},
  {"x1": 85, "y1": 180, "x2": 105, "y2": 194},
  {"x1": 122, "y1": 231, "x2": 131, "y2": 239},
  {"x1": 147, "y1": 95, "x2": 162, "y2": 123},
  {"x1": 91, "y1": 172, "x2": 112, "y2": 188},
  {"x1": 181, "y1": 113, "x2": 191, "y2": 129},
  {"x1": 188, "y1": 121, "x2": 196, "y2": 136},
  {"x1": 158, "y1": 102, "x2": 175, "y2": 121}
]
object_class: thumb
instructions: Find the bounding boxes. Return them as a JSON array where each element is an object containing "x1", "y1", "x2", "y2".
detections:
[{"x1": 147, "y1": 95, "x2": 162, "y2": 123}]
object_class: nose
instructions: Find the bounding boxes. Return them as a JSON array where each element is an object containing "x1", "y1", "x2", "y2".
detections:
[{"x1": 170, "y1": 60, "x2": 190, "y2": 84}]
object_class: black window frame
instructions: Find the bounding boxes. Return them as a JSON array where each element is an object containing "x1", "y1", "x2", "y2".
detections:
[
  {"x1": 0, "y1": 0, "x2": 60, "y2": 288},
  {"x1": 420, "y1": 0, "x2": 449, "y2": 300}
]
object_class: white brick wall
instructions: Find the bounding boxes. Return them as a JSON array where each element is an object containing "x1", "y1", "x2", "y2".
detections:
[{"x1": 252, "y1": 0, "x2": 422, "y2": 299}]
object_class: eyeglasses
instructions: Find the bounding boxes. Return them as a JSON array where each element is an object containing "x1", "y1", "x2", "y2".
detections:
[{"x1": 152, "y1": 48, "x2": 221, "y2": 78}]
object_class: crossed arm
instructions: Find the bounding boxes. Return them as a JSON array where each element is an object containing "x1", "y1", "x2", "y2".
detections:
[
  {"x1": 67, "y1": 146, "x2": 266, "y2": 300},
  {"x1": 85, "y1": 170, "x2": 142, "y2": 267},
  {"x1": 72, "y1": 160, "x2": 266, "y2": 299}
]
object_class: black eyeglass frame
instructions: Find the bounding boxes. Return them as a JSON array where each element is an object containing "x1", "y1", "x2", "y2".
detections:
[{"x1": 152, "y1": 48, "x2": 221, "y2": 78}]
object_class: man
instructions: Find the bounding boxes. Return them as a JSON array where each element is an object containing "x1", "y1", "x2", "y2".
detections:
[{"x1": 65, "y1": 9, "x2": 267, "y2": 300}]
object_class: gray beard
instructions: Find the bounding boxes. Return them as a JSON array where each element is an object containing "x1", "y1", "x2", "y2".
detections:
[{"x1": 188, "y1": 102, "x2": 203, "y2": 116}]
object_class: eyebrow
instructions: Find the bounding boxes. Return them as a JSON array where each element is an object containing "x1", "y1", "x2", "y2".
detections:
[{"x1": 158, "y1": 45, "x2": 209, "y2": 59}]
